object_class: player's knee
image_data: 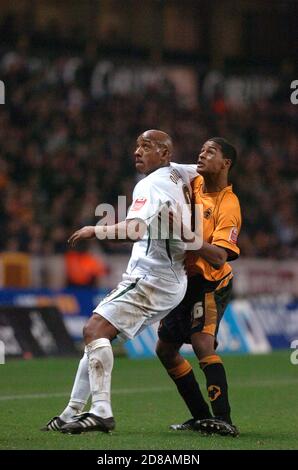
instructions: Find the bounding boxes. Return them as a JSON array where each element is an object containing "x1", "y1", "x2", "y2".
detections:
[
  {"x1": 155, "y1": 340, "x2": 178, "y2": 367},
  {"x1": 83, "y1": 321, "x2": 93, "y2": 343},
  {"x1": 83, "y1": 314, "x2": 118, "y2": 344},
  {"x1": 155, "y1": 340, "x2": 165, "y2": 360},
  {"x1": 83, "y1": 315, "x2": 99, "y2": 343},
  {"x1": 191, "y1": 332, "x2": 215, "y2": 360}
]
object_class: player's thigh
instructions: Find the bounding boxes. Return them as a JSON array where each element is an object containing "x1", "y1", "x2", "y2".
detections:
[
  {"x1": 157, "y1": 292, "x2": 195, "y2": 345},
  {"x1": 190, "y1": 279, "x2": 233, "y2": 350},
  {"x1": 94, "y1": 275, "x2": 187, "y2": 341},
  {"x1": 158, "y1": 274, "x2": 206, "y2": 344}
]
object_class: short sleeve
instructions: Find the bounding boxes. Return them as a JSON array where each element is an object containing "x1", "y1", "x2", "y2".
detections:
[
  {"x1": 126, "y1": 181, "x2": 168, "y2": 225},
  {"x1": 170, "y1": 162, "x2": 198, "y2": 184},
  {"x1": 211, "y1": 195, "x2": 242, "y2": 258}
]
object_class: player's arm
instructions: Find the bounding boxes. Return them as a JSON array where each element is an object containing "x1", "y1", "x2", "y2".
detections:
[
  {"x1": 171, "y1": 162, "x2": 198, "y2": 182},
  {"x1": 197, "y1": 197, "x2": 241, "y2": 267},
  {"x1": 185, "y1": 193, "x2": 241, "y2": 266},
  {"x1": 194, "y1": 242, "x2": 228, "y2": 268},
  {"x1": 68, "y1": 219, "x2": 147, "y2": 247}
]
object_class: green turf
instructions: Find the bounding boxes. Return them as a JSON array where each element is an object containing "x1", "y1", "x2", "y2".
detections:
[{"x1": 0, "y1": 350, "x2": 297, "y2": 450}]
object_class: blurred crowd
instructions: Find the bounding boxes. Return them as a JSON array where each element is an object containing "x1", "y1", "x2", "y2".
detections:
[{"x1": 0, "y1": 40, "x2": 297, "y2": 268}]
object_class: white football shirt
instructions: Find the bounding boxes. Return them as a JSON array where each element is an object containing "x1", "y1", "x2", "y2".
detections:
[{"x1": 125, "y1": 163, "x2": 197, "y2": 282}]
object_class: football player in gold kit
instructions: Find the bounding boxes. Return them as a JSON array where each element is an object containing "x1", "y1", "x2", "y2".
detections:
[{"x1": 157, "y1": 137, "x2": 241, "y2": 436}]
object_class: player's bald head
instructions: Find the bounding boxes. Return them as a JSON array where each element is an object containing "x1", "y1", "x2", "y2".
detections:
[
  {"x1": 140, "y1": 129, "x2": 173, "y2": 157},
  {"x1": 135, "y1": 129, "x2": 173, "y2": 175}
]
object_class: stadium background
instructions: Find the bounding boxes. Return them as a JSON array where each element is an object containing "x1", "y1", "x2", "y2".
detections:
[{"x1": 0, "y1": 0, "x2": 297, "y2": 450}]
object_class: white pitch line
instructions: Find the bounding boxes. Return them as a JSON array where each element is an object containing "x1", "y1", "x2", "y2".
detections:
[
  {"x1": 0, "y1": 386, "x2": 171, "y2": 401},
  {"x1": 0, "y1": 378, "x2": 297, "y2": 402}
]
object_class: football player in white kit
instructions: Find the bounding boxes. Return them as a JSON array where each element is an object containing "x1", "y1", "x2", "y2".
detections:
[{"x1": 41, "y1": 129, "x2": 200, "y2": 434}]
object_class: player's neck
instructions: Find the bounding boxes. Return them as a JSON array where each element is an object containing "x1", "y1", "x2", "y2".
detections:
[
  {"x1": 145, "y1": 162, "x2": 170, "y2": 176},
  {"x1": 202, "y1": 174, "x2": 229, "y2": 193}
]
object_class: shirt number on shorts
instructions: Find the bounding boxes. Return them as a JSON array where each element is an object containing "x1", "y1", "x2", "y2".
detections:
[{"x1": 192, "y1": 302, "x2": 204, "y2": 320}]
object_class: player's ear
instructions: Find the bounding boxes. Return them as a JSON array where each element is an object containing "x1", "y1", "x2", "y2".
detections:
[
  {"x1": 160, "y1": 145, "x2": 170, "y2": 162},
  {"x1": 223, "y1": 158, "x2": 231, "y2": 170}
]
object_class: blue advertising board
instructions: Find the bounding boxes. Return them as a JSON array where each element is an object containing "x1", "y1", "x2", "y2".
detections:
[
  {"x1": 0, "y1": 288, "x2": 108, "y2": 340},
  {"x1": 1, "y1": 289, "x2": 297, "y2": 357}
]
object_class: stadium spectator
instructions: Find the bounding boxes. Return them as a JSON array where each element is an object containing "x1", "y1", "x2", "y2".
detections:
[{"x1": 65, "y1": 246, "x2": 108, "y2": 288}]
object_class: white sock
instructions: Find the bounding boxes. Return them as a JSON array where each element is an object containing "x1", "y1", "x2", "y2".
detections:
[
  {"x1": 86, "y1": 338, "x2": 114, "y2": 418},
  {"x1": 59, "y1": 352, "x2": 90, "y2": 422}
]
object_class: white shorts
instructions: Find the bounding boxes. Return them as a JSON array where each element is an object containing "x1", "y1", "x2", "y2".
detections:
[{"x1": 93, "y1": 273, "x2": 187, "y2": 341}]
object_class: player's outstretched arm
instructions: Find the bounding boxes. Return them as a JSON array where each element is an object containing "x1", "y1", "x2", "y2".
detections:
[
  {"x1": 68, "y1": 226, "x2": 96, "y2": 247},
  {"x1": 68, "y1": 220, "x2": 147, "y2": 247}
]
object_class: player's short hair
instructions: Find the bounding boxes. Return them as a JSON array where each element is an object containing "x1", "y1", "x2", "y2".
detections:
[{"x1": 209, "y1": 137, "x2": 237, "y2": 169}]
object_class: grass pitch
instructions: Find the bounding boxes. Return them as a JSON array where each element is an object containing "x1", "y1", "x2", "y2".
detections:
[{"x1": 0, "y1": 350, "x2": 297, "y2": 450}]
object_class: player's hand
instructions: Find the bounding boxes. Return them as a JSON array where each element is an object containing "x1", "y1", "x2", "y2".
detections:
[{"x1": 68, "y1": 226, "x2": 96, "y2": 247}]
